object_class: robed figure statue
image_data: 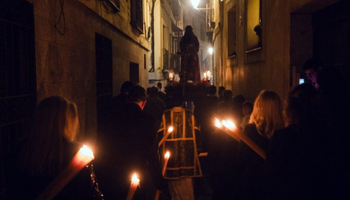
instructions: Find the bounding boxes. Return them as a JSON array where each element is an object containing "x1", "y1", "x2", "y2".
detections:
[{"x1": 180, "y1": 25, "x2": 200, "y2": 83}]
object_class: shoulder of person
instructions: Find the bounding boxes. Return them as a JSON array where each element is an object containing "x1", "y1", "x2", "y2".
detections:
[
  {"x1": 243, "y1": 123, "x2": 258, "y2": 136},
  {"x1": 272, "y1": 125, "x2": 300, "y2": 143}
]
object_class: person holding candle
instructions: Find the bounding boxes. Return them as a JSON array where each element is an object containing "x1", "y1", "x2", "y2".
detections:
[
  {"x1": 263, "y1": 84, "x2": 330, "y2": 200},
  {"x1": 8, "y1": 96, "x2": 103, "y2": 200},
  {"x1": 235, "y1": 90, "x2": 284, "y2": 199},
  {"x1": 96, "y1": 85, "x2": 166, "y2": 200}
]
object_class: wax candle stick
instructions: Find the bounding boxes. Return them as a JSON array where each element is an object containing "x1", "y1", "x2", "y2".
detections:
[
  {"x1": 158, "y1": 126, "x2": 174, "y2": 147},
  {"x1": 162, "y1": 151, "x2": 170, "y2": 175},
  {"x1": 214, "y1": 118, "x2": 240, "y2": 141},
  {"x1": 125, "y1": 173, "x2": 140, "y2": 200},
  {"x1": 36, "y1": 145, "x2": 94, "y2": 200},
  {"x1": 215, "y1": 118, "x2": 266, "y2": 159},
  {"x1": 154, "y1": 151, "x2": 171, "y2": 200}
]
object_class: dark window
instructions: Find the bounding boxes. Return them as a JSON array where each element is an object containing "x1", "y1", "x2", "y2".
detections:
[
  {"x1": 163, "y1": 49, "x2": 169, "y2": 71},
  {"x1": 130, "y1": 62, "x2": 139, "y2": 84},
  {"x1": 131, "y1": 0, "x2": 143, "y2": 33},
  {"x1": 0, "y1": 0, "x2": 36, "y2": 195},
  {"x1": 101, "y1": 0, "x2": 120, "y2": 13},
  {"x1": 95, "y1": 33, "x2": 112, "y2": 124}
]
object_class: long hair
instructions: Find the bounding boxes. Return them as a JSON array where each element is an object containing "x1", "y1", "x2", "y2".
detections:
[
  {"x1": 249, "y1": 90, "x2": 284, "y2": 138},
  {"x1": 20, "y1": 96, "x2": 79, "y2": 176}
]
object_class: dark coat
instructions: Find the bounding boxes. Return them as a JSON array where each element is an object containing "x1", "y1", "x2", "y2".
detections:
[
  {"x1": 236, "y1": 124, "x2": 270, "y2": 200},
  {"x1": 96, "y1": 103, "x2": 165, "y2": 200},
  {"x1": 265, "y1": 125, "x2": 330, "y2": 200}
]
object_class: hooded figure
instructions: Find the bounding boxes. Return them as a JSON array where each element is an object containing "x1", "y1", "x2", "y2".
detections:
[{"x1": 180, "y1": 25, "x2": 200, "y2": 83}]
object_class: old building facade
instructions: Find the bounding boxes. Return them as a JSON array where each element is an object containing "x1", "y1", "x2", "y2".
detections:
[
  {"x1": 210, "y1": 0, "x2": 349, "y2": 101},
  {"x1": 0, "y1": 0, "x2": 153, "y2": 194}
]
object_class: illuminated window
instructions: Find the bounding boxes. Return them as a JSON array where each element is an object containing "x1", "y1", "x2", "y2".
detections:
[{"x1": 246, "y1": 0, "x2": 262, "y2": 52}]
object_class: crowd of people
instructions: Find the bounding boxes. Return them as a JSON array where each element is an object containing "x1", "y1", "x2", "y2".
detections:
[{"x1": 5, "y1": 59, "x2": 350, "y2": 200}]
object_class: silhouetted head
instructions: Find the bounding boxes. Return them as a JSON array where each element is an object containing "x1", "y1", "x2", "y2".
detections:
[
  {"x1": 127, "y1": 85, "x2": 147, "y2": 103},
  {"x1": 242, "y1": 101, "x2": 253, "y2": 116},
  {"x1": 208, "y1": 85, "x2": 217, "y2": 96},
  {"x1": 120, "y1": 81, "x2": 135, "y2": 95},
  {"x1": 223, "y1": 90, "x2": 233, "y2": 102},
  {"x1": 218, "y1": 86, "x2": 225, "y2": 97},
  {"x1": 303, "y1": 58, "x2": 323, "y2": 88},
  {"x1": 157, "y1": 82, "x2": 162, "y2": 90},
  {"x1": 149, "y1": 86, "x2": 159, "y2": 96},
  {"x1": 185, "y1": 25, "x2": 193, "y2": 32},
  {"x1": 285, "y1": 84, "x2": 322, "y2": 130}
]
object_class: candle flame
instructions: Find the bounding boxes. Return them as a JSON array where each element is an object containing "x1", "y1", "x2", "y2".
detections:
[
  {"x1": 167, "y1": 126, "x2": 174, "y2": 133},
  {"x1": 164, "y1": 151, "x2": 170, "y2": 159},
  {"x1": 214, "y1": 118, "x2": 222, "y2": 128},
  {"x1": 80, "y1": 145, "x2": 94, "y2": 159},
  {"x1": 222, "y1": 119, "x2": 236, "y2": 131},
  {"x1": 206, "y1": 71, "x2": 211, "y2": 80},
  {"x1": 131, "y1": 173, "x2": 140, "y2": 185}
]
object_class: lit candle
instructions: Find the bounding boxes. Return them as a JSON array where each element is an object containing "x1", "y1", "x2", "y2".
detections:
[
  {"x1": 217, "y1": 119, "x2": 240, "y2": 141},
  {"x1": 162, "y1": 151, "x2": 170, "y2": 175},
  {"x1": 126, "y1": 173, "x2": 140, "y2": 200},
  {"x1": 36, "y1": 145, "x2": 94, "y2": 200},
  {"x1": 203, "y1": 72, "x2": 207, "y2": 81},
  {"x1": 158, "y1": 126, "x2": 174, "y2": 147},
  {"x1": 214, "y1": 118, "x2": 223, "y2": 129},
  {"x1": 214, "y1": 118, "x2": 266, "y2": 159},
  {"x1": 206, "y1": 71, "x2": 211, "y2": 81},
  {"x1": 169, "y1": 71, "x2": 174, "y2": 81},
  {"x1": 155, "y1": 151, "x2": 171, "y2": 200}
]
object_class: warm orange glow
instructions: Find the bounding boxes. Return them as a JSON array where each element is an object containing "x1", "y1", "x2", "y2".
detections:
[
  {"x1": 169, "y1": 71, "x2": 174, "y2": 81},
  {"x1": 164, "y1": 151, "x2": 170, "y2": 159},
  {"x1": 214, "y1": 118, "x2": 223, "y2": 128},
  {"x1": 222, "y1": 119, "x2": 237, "y2": 131},
  {"x1": 126, "y1": 173, "x2": 140, "y2": 200},
  {"x1": 206, "y1": 71, "x2": 211, "y2": 80},
  {"x1": 75, "y1": 145, "x2": 94, "y2": 165},
  {"x1": 80, "y1": 145, "x2": 94, "y2": 158},
  {"x1": 162, "y1": 151, "x2": 170, "y2": 175},
  {"x1": 167, "y1": 126, "x2": 174, "y2": 133},
  {"x1": 131, "y1": 173, "x2": 140, "y2": 186},
  {"x1": 36, "y1": 145, "x2": 95, "y2": 200}
]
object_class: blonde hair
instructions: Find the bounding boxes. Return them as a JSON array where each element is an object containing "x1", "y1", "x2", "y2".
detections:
[
  {"x1": 249, "y1": 90, "x2": 284, "y2": 138},
  {"x1": 20, "y1": 96, "x2": 79, "y2": 175}
]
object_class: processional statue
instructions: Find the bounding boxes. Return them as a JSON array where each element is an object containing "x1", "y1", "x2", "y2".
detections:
[{"x1": 180, "y1": 25, "x2": 200, "y2": 84}]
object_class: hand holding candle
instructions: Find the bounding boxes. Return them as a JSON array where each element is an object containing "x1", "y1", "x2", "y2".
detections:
[
  {"x1": 126, "y1": 173, "x2": 140, "y2": 200},
  {"x1": 214, "y1": 118, "x2": 266, "y2": 159},
  {"x1": 36, "y1": 145, "x2": 94, "y2": 200}
]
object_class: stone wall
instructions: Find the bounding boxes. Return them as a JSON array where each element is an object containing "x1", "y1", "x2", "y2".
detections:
[{"x1": 32, "y1": 0, "x2": 150, "y2": 141}]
